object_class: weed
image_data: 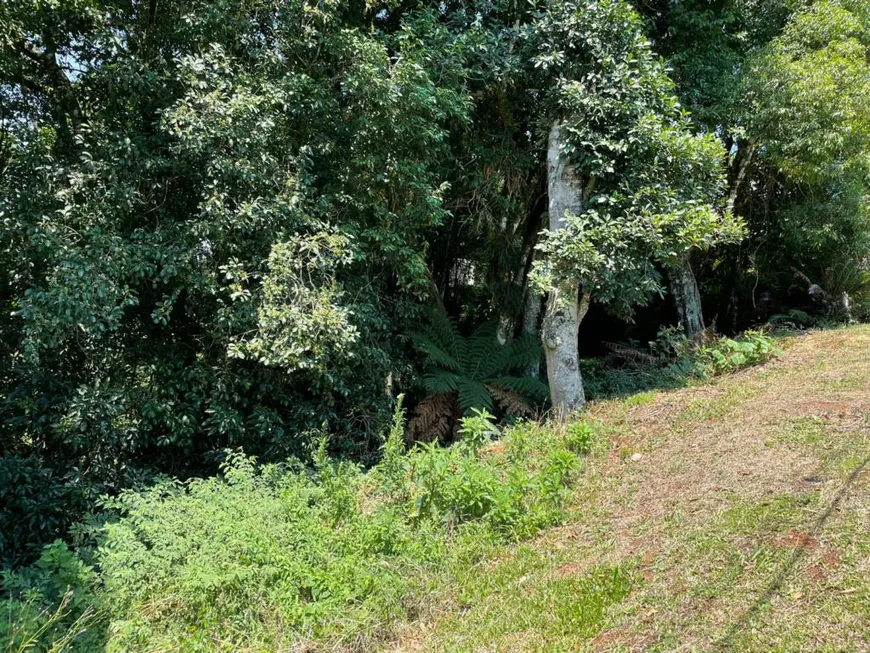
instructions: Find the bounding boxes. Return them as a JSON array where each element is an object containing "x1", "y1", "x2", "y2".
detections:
[
  {"x1": 566, "y1": 422, "x2": 595, "y2": 455},
  {"x1": 693, "y1": 331, "x2": 782, "y2": 378}
]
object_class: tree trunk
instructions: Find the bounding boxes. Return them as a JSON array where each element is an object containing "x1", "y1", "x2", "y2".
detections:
[
  {"x1": 496, "y1": 314, "x2": 514, "y2": 345},
  {"x1": 497, "y1": 202, "x2": 545, "y2": 345},
  {"x1": 725, "y1": 139, "x2": 758, "y2": 216},
  {"x1": 521, "y1": 286, "x2": 543, "y2": 377},
  {"x1": 670, "y1": 256, "x2": 705, "y2": 342},
  {"x1": 543, "y1": 287, "x2": 590, "y2": 416},
  {"x1": 541, "y1": 121, "x2": 588, "y2": 415}
]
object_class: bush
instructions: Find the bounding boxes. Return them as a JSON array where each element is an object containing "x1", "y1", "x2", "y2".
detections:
[
  {"x1": 3, "y1": 408, "x2": 579, "y2": 651},
  {"x1": 566, "y1": 422, "x2": 595, "y2": 455},
  {"x1": 0, "y1": 541, "x2": 102, "y2": 652},
  {"x1": 96, "y1": 451, "x2": 414, "y2": 650},
  {"x1": 693, "y1": 331, "x2": 782, "y2": 378},
  {"x1": 583, "y1": 328, "x2": 783, "y2": 400},
  {"x1": 0, "y1": 457, "x2": 82, "y2": 568},
  {"x1": 408, "y1": 414, "x2": 577, "y2": 537}
]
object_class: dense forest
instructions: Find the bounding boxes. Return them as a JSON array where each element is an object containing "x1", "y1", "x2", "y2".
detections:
[{"x1": 1, "y1": 0, "x2": 869, "y2": 648}]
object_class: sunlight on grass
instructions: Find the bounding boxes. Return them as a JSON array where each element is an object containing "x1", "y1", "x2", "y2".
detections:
[{"x1": 428, "y1": 557, "x2": 632, "y2": 651}]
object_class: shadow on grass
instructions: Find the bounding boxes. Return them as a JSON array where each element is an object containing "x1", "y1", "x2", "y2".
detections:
[
  {"x1": 580, "y1": 359, "x2": 695, "y2": 402},
  {"x1": 714, "y1": 450, "x2": 870, "y2": 650},
  {"x1": 581, "y1": 324, "x2": 812, "y2": 402}
]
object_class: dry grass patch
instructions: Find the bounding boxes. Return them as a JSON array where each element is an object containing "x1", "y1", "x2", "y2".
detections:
[{"x1": 387, "y1": 325, "x2": 870, "y2": 651}]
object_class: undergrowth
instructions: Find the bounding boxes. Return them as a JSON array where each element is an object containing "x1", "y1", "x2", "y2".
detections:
[
  {"x1": 1, "y1": 405, "x2": 585, "y2": 652},
  {"x1": 584, "y1": 328, "x2": 782, "y2": 399},
  {"x1": 1, "y1": 329, "x2": 787, "y2": 652}
]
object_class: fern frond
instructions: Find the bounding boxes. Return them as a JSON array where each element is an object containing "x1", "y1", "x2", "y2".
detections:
[
  {"x1": 408, "y1": 392, "x2": 458, "y2": 443},
  {"x1": 423, "y1": 370, "x2": 462, "y2": 395},
  {"x1": 602, "y1": 341, "x2": 656, "y2": 365},
  {"x1": 485, "y1": 384, "x2": 534, "y2": 416},
  {"x1": 504, "y1": 332, "x2": 543, "y2": 373},
  {"x1": 455, "y1": 377, "x2": 494, "y2": 414},
  {"x1": 463, "y1": 320, "x2": 502, "y2": 379},
  {"x1": 409, "y1": 315, "x2": 546, "y2": 416},
  {"x1": 486, "y1": 375, "x2": 550, "y2": 403},
  {"x1": 431, "y1": 310, "x2": 464, "y2": 365},
  {"x1": 415, "y1": 309, "x2": 463, "y2": 361},
  {"x1": 410, "y1": 333, "x2": 461, "y2": 372}
]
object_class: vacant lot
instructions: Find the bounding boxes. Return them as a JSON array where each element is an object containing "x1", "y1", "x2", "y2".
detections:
[{"x1": 395, "y1": 326, "x2": 870, "y2": 651}]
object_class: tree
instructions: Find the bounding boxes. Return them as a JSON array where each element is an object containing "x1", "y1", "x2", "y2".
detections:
[
  {"x1": 0, "y1": 0, "x2": 474, "y2": 490},
  {"x1": 408, "y1": 313, "x2": 547, "y2": 441},
  {"x1": 639, "y1": 0, "x2": 870, "y2": 327},
  {"x1": 742, "y1": 0, "x2": 870, "y2": 317},
  {"x1": 530, "y1": 0, "x2": 742, "y2": 412}
]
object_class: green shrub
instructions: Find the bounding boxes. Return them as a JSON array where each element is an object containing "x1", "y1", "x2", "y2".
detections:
[
  {"x1": 0, "y1": 541, "x2": 102, "y2": 652},
  {"x1": 410, "y1": 316, "x2": 548, "y2": 417},
  {"x1": 96, "y1": 452, "x2": 419, "y2": 650},
  {"x1": 566, "y1": 422, "x2": 595, "y2": 455},
  {"x1": 581, "y1": 357, "x2": 690, "y2": 400},
  {"x1": 769, "y1": 309, "x2": 815, "y2": 328},
  {"x1": 584, "y1": 328, "x2": 783, "y2": 400},
  {"x1": 408, "y1": 413, "x2": 577, "y2": 537},
  {"x1": 693, "y1": 331, "x2": 782, "y2": 378},
  {"x1": 0, "y1": 457, "x2": 82, "y2": 568},
  {"x1": 35, "y1": 407, "x2": 577, "y2": 651}
]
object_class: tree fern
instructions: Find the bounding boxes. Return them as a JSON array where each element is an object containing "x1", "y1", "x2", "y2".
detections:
[
  {"x1": 422, "y1": 370, "x2": 461, "y2": 395},
  {"x1": 485, "y1": 376, "x2": 550, "y2": 403},
  {"x1": 455, "y1": 377, "x2": 494, "y2": 413},
  {"x1": 409, "y1": 312, "x2": 546, "y2": 433}
]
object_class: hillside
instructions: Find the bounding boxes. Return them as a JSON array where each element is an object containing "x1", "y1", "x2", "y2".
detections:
[{"x1": 395, "y1": 325, "x2": 870, "y2": 651}]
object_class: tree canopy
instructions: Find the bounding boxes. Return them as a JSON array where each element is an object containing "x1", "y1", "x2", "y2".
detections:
[{"x1": 1, "y1": 0, "x2": 869, "y2": 566}]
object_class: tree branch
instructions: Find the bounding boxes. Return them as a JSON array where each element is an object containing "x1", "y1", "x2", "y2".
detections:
[{"x1": 15, "y1": 39, "x2": 83, "y2": 132}]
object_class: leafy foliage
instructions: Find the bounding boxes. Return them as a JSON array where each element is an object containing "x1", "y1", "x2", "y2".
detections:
[
  {"x1": 0, "y1": 457, "x2": 82, "y2": 568},
  {"x1": 0, "y1": 0, "x2": 868, "y2": 575},
  {"x1": 693, "y1": 331, "x2": 783, "y2": 377},
  {"x1": 737, "y1": 0, "x2": 870, "y2": 306},
  {"x1": 0, "y1": 541, "x2": 102, "y2": 652},
  {"x1": 642, "y1": 0, "x2": 870, "y2": 328},
  {"x1": 583, "y1": 327, "x2": 783, "y2": 399},
  {"x1": 1, "y1": 407, "x2": 582, "y2": 651},
  {"x1": 530, "y1": 0, "x2": 744, "y2": 319},
  {"x1": 0, "y1": 0, "x2": 475, "y2": 506},
  {"x1": 410, "y1": 313, "x2": 549, "y2": 420}
]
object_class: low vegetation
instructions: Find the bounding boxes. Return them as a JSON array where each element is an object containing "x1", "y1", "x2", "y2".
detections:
[
  {"x1": 583, "y1": 327, "x2": 784, "y2": 399},
  {"x1": 1, "y1": 328, "x2": 790, "y2": 652},
  {"x1": 397, "y1": 325, "x2": 870, "y2": 651},
  {"x1": 1, "y1": 405, "x2": 586, "y2": 651}
]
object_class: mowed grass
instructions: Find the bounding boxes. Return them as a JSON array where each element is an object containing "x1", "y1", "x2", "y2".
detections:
[{"x1": 391, "y1": 325, "x2": 870, "y2": 651}]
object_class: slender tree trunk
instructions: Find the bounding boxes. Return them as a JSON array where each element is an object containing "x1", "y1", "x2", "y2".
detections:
[
  {"x1": 497, "y1": 199, "x2": 545, "y2": 345},
  {"x1": 521, "y1": 284, "x2": 543, "y2": 377},
  {"x1": 669, "y1": 256, "x2": 705, "y2": 342},
  {"x1": 725, "y1": 139, "x2": 758, "y2": 216},
  {"x1": 541, "y1": 121, "x2": 588, "y2": 415},
  {"x1": 496, "y1": 314, "x2": 514, "y2": 345}
]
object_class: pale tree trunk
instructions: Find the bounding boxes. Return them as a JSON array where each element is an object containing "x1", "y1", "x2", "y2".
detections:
[
  {"x1": 521, "y1": 286, "x2": 543, "y2": 377},
  {"x1": 496, "y1": 314, "x2": 513, "y2": 345},
  {"x1": 543, "y1": 288, "x2": 590, "y2": 415},
  {"x1": 541, "y1": 121, "x2": 588, "y2": 416},
  {"x1": 669, "y1": 255, "x2": 705, "y2": 342}
]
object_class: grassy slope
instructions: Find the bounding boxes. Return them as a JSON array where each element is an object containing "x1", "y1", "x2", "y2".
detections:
[{"x1": 390, "y1": 325, "x2": 870, "y2": 652}]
